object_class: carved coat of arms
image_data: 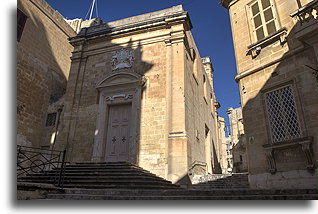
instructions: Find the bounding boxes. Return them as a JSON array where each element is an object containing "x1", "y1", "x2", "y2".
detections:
[{"x1": 111, "y1": 48, "x2": 134, "y2": 71}]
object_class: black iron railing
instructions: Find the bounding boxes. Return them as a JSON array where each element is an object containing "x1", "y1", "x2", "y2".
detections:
[
  {"x1": 290, "y1": 0, "x2": 317, "y2": 25},
  {"x1": 17, "y1": 145, "x2": 66, "y2": 187}
]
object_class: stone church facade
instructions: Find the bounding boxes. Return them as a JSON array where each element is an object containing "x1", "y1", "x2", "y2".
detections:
[
  {"x1": 221, "y1": 0, "x2": 317, "y2": 189},
  {"x1": 54, "y1": 6, "x2": 220, "y2": 183}
]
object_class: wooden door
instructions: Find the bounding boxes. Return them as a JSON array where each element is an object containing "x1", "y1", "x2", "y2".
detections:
[{"x1": 105, "y1": 104, "x2": 131, "y2": 162}]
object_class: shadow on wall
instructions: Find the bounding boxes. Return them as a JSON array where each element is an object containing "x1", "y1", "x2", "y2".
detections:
[
  {"x1": 55, "y1": 19, "x2": 155, "y2": 165},
  {"x1": 232, "y1": 134, "x2": 248, "y2": 173},
  {"x1": 212, "y1": 141, "x2": 222, "y2": 174},
  {"x1": 17, "y1": 0, "x2": 73, "y2": 149},
  {"x1": 241, "y1": 17, "x2": 317, "y2": 178}
]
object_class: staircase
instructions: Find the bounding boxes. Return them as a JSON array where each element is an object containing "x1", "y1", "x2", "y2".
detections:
[
  {"x1": 190, "y1": 173, "x2": 250, "y2": 189},
  {"x1": 45, "y1": 188, "x2": 317, "y2": 200},
  {"x1": 17, "y1": 162, "x2": 179, "y2": 190},
  {"x1": 17, "y1": 162, "x2": 317, "y2": 200}
]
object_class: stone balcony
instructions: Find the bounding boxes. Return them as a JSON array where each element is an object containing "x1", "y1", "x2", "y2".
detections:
[{"x1": 290, "y1": 0, "x2": 317, "y2": 42}]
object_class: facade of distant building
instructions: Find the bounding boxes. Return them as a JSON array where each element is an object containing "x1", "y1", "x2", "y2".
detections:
[
  {"x1": 221, "y1": 0, "x2": 317, "y2": 189},
  {"x1": 54, "y1": 5, "x2": 221, "y2": 184},
  {"x1": 226, "y1": 107, "x2": 248, "y2": 173},
  {"x1": 213, "y1": 116, "x2": 230, "y2": 174},
  {"x1": 17, "y1": 0, "x2": 75, "y2": 149},
  {"x1": 225, "y1": 137, "x2": 233, "y2": 173}
]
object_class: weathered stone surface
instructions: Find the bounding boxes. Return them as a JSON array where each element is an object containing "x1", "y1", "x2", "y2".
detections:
[
  {"x1": 55, "y1": 6, "x2": 220, "y2": 183},
  {"x1": 249, "y1": 170, "x2": 317, "y2": 189},
  {"x1": 17, "y1": 0, "x2": 75, "y2": 148},
  {"x1": 222, "y1": 0, "x2": 317, "y2": 188}
]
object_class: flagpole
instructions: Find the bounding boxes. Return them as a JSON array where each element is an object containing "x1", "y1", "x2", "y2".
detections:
[{"x1": 89, "y1": 0, "x2": 96, "y2": 19}]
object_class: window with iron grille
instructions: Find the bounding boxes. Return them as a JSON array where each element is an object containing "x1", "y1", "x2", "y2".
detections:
[
  {"x1": 46, "y1": 113, "x2": 57, "y2": 127},
  {"x1": 17, "y1": 9, "x2": 27, "y2": 42},
  {"x1": 265, "y1": 86, "x2": 302, "y2": 143},
  {"x1": 248, "y1": 0, "x2": 279, "y2": 42}
]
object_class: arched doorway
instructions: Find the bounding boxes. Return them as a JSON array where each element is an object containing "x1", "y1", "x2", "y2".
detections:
[{"x1": 92, "y1": 71, "x2": 145, "y2": 163}]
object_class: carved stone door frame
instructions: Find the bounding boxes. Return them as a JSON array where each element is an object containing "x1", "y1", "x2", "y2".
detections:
[{"x1": 92, "y1": 71, "x2": 145, "y2": 163}]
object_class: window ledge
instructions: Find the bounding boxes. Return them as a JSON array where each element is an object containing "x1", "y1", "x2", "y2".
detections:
[
  {"x1": 247, "y1": 27, "x2": 288, "y2": 52},
  {"x1": 263, "y1": 136, "x2": 315, "y2": 174},
  {"x1": 262, "y1": 136, "x2": 313, "y2": 149}
]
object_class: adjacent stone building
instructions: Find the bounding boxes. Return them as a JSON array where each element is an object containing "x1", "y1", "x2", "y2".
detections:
[
  {"x1": 221, "y1": 0, "x2": 317, "y2": 189},
  {"x1": 17, "y1": 0, "x2": 75, "y2": 148},
  {"x1": 225, "y1": 137, "x2": 233, "y2": 173},
  {"x1": 213, "y1": 116, "x2": 229, "y2": 174},
  {"x1": 226, "y1": 107, "x2": 248, "y2": 173},
  {"x1": 54, "y1": 5, "x2": 220, "y2": 183}
]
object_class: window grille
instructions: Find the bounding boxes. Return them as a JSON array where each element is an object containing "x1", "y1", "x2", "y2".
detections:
[
  {"x1": 249, "y1": 0, "x2": 278, "y2": 41},
  {"x1": 265, "y1": 86, "x2": 302, "y2": 143},
  {"x1": 46, "y1": 113, "x2": 57, "y2": 127}
]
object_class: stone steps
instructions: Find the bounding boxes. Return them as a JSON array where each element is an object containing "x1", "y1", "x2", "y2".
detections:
[
  {"x1": 19, "y1": 175, "x2": 169, "y2": 182},
  {"x1": 22, "y1": 172, "x2": 162, "y2": 178},
  {"x1": 18, "y1": 179, "x2": 175, "y2": 186},
  {"x1": 47, "y1": 194, "x2": 317, "y2": 200},
  {"x1": 45, "y1": 188, "x2": 318, "y2": 200},
  {"x1": 191, "y1": 173, "x2": 250, "y2": 189},
  {"x1": 17, "y1": 162, "x2": 179, "y2": 190},
  {"x1": 61, "y1": 188, "x2": 318, "y2": 196},
  {"x1": 59, "y1": 184, "x2": 180, "y2": 189},
  {"x1": 18, "y1": 162, "x2": 317, "y2": 200}
]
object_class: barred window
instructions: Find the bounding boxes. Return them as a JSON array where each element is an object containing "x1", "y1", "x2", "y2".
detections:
[
  {"x1": 248, "y1": 0, "x2": 278, "y2": 41},
  {"x1": 265, "y1": 86, "x2": 302, "y2": 143},
  {"x1": 46, "y1": 113, "x2": 57, "y2": 127}
]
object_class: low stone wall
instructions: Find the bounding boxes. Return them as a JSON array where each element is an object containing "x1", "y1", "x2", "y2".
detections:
[
  {"x1": 249, "y1": 170, "x2": 317, "y2": 189},
  {"x1": 191, "y1": 174, "x2": 231, "y2": 184},
  {"x1": 17, "y1": 182, "x2": 64, "y2": 200}
]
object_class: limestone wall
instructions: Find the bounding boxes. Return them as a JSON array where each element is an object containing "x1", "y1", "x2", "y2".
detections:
[
  {"x1": 249, "y1": 170, "x2": 317, "y2": 189},
  {"x1": 56, "y1": 6, "x2": 218, "y2": 183},
  {"x1": 223, "y1": 0, "x2": 317, "y2": 188},
  {"x1": 227, "y1": 107, "x2": 248, "y2": 172},
  {"x1": 17, "y1": 0, "x2": 75, "y2": 148},
  {"x1": 183, "y1": 31, "x2": 216, "y2": 175}
]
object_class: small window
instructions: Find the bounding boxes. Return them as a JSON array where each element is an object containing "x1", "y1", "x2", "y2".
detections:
[
  {"x1": 249, "y1": 0, "x2": 278, "y2": 41},
  {"x1": 265, "y1": 86, "x2": 302, "y2": 143},
  {"x1": 17, "y1": 9, "x2": 27, "y2": 42},
  {"x1": 46, "y1": 113, "x2": 57, "y2": 127}
]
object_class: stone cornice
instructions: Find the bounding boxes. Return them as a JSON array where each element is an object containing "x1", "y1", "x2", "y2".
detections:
[
  {"x1": 220, "y1": 0, "x2": 239, "y2": 9},
  {"x1": 235, "y1": 46, "x2": 305, "y2": 82},
  {"x1": 70, "y1": 6, "x2": 192, "y2": 42}
]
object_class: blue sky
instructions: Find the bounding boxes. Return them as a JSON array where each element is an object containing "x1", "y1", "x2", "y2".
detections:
[{"x1": 46, "y1": 0, "x2": 240, "y2": 127}]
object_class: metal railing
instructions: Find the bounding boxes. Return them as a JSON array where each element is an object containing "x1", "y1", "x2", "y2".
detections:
[
  {"x1": 290, "y1": 0, "x2": 317, "y2": 25},
  {"x1": 17, "y1": 145, "x2": 66, "y2": 187}
]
